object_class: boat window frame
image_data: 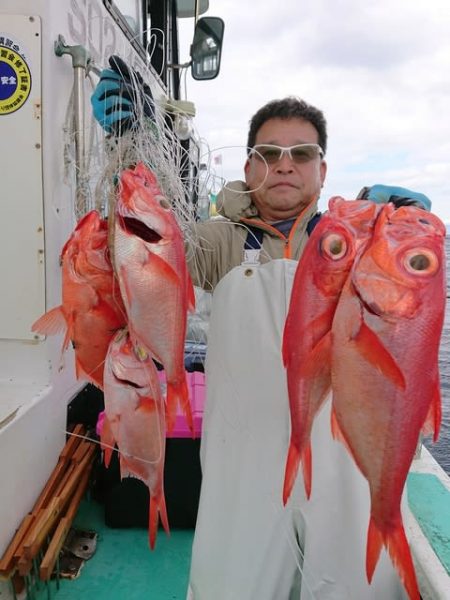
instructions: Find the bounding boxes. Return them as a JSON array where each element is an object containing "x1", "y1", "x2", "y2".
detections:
[{"x1": 102, "y1": 0, "x2": 149, "y2": 63}]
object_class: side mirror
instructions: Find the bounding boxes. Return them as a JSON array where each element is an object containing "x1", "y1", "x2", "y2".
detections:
[{"x1": 190, "y1": 17, "x2": 225, "y2": 81}]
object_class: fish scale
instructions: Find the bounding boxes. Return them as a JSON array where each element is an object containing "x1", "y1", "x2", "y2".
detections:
[
  {"x1": 331, "y1": 204, "x2": 446, "y2": 600},
  {"x1": 114, "y1": 163, "x2": 195, "y2": 434},
  {"x1": 282, "y1": 196, "x2": 383, "y2": 503}
]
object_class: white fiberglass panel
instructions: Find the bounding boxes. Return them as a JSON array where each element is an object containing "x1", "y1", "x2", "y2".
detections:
[{"x1": 0, "y1": 15, "x2": 44, "y2": 341}]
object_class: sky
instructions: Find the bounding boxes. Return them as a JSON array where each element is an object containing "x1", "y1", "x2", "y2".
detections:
[{"x1": 178, "y1": 0, "x2": 450, "y2": 222}]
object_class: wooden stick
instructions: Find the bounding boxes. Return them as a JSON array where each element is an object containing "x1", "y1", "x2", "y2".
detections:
[
  {"x1": 33, "y1": 424, "x2": 86, "y2": 512},
  {"x1": 39, "y1": 464, "x2": 93, "y2": 581},
  {"x1": 60, "y1": 424, "x2": 86, "y2": 460},
  {"x1": 0, "y1": 515, "x2": 35, "y2": 577},
  {"x1": 22, "y1": 445, "x2": 96, "y2": 563}
]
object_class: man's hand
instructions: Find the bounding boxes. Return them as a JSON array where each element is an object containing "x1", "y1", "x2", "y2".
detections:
[
  {"x1": 91, "y1": 55, "x2": 155, "y2": 136},
  {"x1": 357, "y1": 184, "x2": 431, "y2": 211}
]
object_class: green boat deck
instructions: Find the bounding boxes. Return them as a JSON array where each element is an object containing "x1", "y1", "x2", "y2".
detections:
[
  {"x1": 407, "y1": 472, "x2": 450, "y2": 576},
  {"x1": 21, "y1": 471, "x2": 449, "y2": 599},
  {"x1": 35, "y1": 499, "x2": 194, "y2": 600}
]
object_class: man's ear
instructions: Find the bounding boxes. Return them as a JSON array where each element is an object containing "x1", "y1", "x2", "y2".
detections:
[
  {"x1": 244, "y1": 158, "x2": 251, "y2": 177},
  {"x1": 320, "y1": 159, "x2": 327, "y2": 186}
]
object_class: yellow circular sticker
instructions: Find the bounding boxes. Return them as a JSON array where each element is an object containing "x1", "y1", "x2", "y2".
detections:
[{"x1": 0, "y1": 46, "x2": 32, "y2": 115}]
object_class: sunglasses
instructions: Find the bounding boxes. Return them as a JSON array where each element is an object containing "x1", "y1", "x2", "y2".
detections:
[{"x1": 250, "y1": 143, "x2": 324, "y2": 164}]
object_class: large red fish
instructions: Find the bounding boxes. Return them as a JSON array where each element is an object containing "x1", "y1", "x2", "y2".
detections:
[
  {"x1": 282, "y1": 197, "x2": 382, "y2": 503},
  {"x1": 331, "y1": 204, "x2": 446, "y2": 600},
  {"x1": 102, "y1": 329, "x2": 169, "y2": 549},
  {"x1": 32, "y1": 210, "x2": 126, "y2": 388},
  {"x1": 114, "y1": 163, "x2": 195, "y2": 433}
]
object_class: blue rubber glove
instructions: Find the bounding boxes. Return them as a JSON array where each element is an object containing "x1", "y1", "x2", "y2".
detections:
[
  {"x1": 91, "y1": 55, "x2": 155, "y2": 135},
  {"x1": 357, "y1": 184, "x2": 431, "y2": 211}
]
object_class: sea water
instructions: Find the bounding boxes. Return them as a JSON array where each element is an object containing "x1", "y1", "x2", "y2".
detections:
[{"x1": 424, "y1": 237, "x2": 450, "y2": 474}]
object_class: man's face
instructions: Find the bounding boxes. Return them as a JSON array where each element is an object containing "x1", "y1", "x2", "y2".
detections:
[{"x1": 244, "y1": 117, "x2": 327, "y2": 222}]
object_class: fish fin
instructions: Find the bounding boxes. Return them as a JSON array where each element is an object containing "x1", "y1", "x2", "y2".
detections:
[
  {"x1": 149, "y1": 252, "x2": 182, "y2": 287},
  {"x1": 301, "y1": 334, "x2": 332, "y2": 410},
  {"x1": 302, "y1": 332, "x2": 332, "y2": 382},
  {"x1": 137, "y1": 395, "x2": 157, "y2": 413},
  {"x1": 331, "y1": 407, "x2": 369, "y2": 475},
  {"x1": 166, "y1": 377, "x2": 193, "y2": 436},
  {"x1": 366, "y1": 516, "x2": 384, "y2": 583},
  {"x1": 353, "y1": 321, "x2": 406, "y2": 390},
  {"x1": 308, "y1": 312, "x2": 336, "y2": 345},
  {"x1": 367, "y1": 516, "x2": 420, "y2": 600},
  {"x1": 422, "y1": 380, "x2": 441, "y2": 442},
  {"x1": 282, "y1": 312, "x2": 331, "y2": 369},
  {"x1": 301, "y1": 444, "x2": 312, "y2": 500},
  {"x1": 283, "y1": 441, "x2": 312, "y2": 504},
  {"x1": 75, "y1": 357, "x2": 104, "y2": 390},
  {"x1": 31, "y1": 306, "x2": 66, "y2": 336},
  {"x1": 330, "y1": 407, "x2": 351, "y2": 449},
  {"x1": 187, "y1": 273, "x2": 196, "y2": 313},
  {"x1": 149, "y1": 492, "x2": 170, "y2": 550},
  {"x1": 100, "y1": 416, "x2": 116, "y2": 468},
  {"x1": 283, "y1": 442, "x2": 300, "y2": 505}
]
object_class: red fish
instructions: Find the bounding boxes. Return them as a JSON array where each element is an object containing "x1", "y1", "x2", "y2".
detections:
[
  {"x1": 331, "y1": 204, "x2": 446, "y2": 600},
  {"x1": 102, "y1": 329, "x2": 169, "y2": 549},
  {"x1": 32, "y1": 210, "x2": 126, "y2": 388},
  {"x1": 114, "y1": 163, "x2": 195, "y2": 432},
  {"x1": 282, "y1": 197, "x2": 382, "y2": 503}
]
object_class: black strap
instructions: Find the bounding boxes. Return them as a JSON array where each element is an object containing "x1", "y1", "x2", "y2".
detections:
[
  {"x1": 306, "y1": 212, "x2": 322, "y2": 235},
  {"x1": 244, "y1": 212, "x2": 322, "y2": 250},
  {"x1": 244, "y1": 226, "x2": 265, "y2": 250}
]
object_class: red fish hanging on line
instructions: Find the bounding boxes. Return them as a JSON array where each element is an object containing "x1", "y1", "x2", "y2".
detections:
[
  {"x1": 101, "y1": 328, "x2": 169, "y2": 549},
  {"x1": 114, "y1": 162, "x2": 195, "y2": 433},
  {"x1": 331, "y1": 204, "x2": 446, "y2": 600},
  {"x1": 32, "y1": 210, "x2": 126, "y2": 389},
  {"x1": 282, "y1": 197, "x2": 383, "y2": 503}
]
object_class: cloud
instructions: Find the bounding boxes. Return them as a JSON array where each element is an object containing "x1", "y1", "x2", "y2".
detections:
[{"x1": 179, "y1": 0, "x2": 450, "y2": 220}]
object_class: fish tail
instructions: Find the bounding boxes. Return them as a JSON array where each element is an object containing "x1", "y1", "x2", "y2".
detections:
[
  {"x1": 367, "y1": 516, "x2": 420, "y2": 600},
  {"x1": 283, "y1": 442, "x2": 300, "y2": 505},
  {"x1": 149, "y1": 491, "x2": 170, "y2": 550},
  {"x1": 166, "y1": 377, "x2": 193, "y2": 435},
  {"x1": 100, "y1": 416, "x2": 116, "y2": 468},
  {"x1": 366, "y1": 516, "x2": 383, "y2": 582},
  {"x1": 283, "y1": 441, "x2": 312, "y2": 503},
  {"x1": 301, "y1": 444, "x2": 312, "y2": 500}
]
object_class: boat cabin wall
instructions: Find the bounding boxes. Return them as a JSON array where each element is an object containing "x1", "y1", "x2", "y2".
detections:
[{"x1": 0, "y1": 0, "x2": 171, "y2": 558}]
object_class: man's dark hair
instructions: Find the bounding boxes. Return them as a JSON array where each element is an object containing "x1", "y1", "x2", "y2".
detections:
[{"x1": 247, "y1": 96, "x2": 327, "y2": 155}]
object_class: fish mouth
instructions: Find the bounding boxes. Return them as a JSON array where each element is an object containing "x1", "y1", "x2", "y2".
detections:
[
  {"x1": 113, "y1": 372, "x2": 144, "y2": 389},
  {"x1": 353, "y1": 286, "x2": 383, "y2": 316},
  {"x1": 120, "y1": 216, "x2": 162, "y2": 244}
]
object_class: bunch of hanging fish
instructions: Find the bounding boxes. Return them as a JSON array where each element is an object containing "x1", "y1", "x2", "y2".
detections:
[
  {"x1": 32, "y1": 162, "x2": 195, "y2": 549},
  {"x1": 282, "y1": 196, "x2": 446, "y2": 600}
]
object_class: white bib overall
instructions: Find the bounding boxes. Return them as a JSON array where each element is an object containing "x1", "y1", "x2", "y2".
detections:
[{"x1": 187, "y1": 258, "x2": 407, "y2": 600}]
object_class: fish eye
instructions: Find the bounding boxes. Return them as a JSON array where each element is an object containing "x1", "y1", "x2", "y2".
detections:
[
  {"x1": 321, "y1": 233, "x2": 347, "y2": 260},
  {"x1": 404, "y1": 248, "x2": 439, "y2": 275}
]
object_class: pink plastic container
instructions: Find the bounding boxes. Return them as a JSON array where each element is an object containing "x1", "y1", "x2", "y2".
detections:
[{"x1": 158, "y1": 370, "x2": 206, "y2": 438}]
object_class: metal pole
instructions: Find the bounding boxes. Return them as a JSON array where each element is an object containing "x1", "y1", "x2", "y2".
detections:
[{"x1": 54, "y1": 35, "x2": 91, "y2": 219}]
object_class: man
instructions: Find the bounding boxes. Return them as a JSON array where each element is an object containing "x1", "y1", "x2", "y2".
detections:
[
  {"x1": 92, "y1": 66, "x2": 428, "y2": 599},
  {"x1": 186, "y1": 98, "x2": 327, "y2": 290}
]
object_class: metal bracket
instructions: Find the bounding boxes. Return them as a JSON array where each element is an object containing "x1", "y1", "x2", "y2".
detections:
[
  {"x1": 63, "y1": 528, "x2": 97, "y2": 560},
  {"x1": 54, "y1": 35, "x2": 91, "y2": 69}
]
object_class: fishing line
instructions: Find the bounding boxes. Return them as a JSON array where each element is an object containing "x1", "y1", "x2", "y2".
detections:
[
  {"x1": 269, "y1": 497, "x2": 318, "y2": 600},
  {"x1": 64, "y1": 429, "x2": 164, "y2": 466}
]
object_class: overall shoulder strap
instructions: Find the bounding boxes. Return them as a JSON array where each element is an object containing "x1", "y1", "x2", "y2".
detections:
[
  {"x1": 244, "y1": 225, "x2": 264, "y2": 249},
  {"x1": 306, "y1": 212, "x2": 322, "y2": 235},
  {"x1": 243, "y1": 225, "x2": 264, "y2": 265}
]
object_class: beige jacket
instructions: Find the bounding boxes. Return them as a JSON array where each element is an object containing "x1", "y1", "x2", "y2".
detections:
[{"x1": 186, "y1": 181, "x2": 320, "y2": 291}]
